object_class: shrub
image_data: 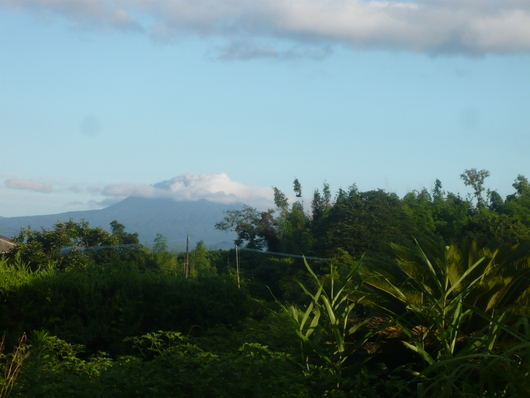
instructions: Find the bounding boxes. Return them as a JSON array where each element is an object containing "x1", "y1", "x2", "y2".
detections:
[{"x1": 0, "y1": 260, "x2": 250, "y2": 355}]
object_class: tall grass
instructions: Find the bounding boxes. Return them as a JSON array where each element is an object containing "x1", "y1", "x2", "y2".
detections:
[
  {"x1": 276, "y1": 259, "x2": 382, "y2": 395},
  {"x1": 274, "y1": 243, "x2": 530, "y2": 396},
  {"x1": 0, "y1": 333, "x2": 29, "y2": 398},
  {"x1": 0, "y1": 256, "x2": 55, "y2": 293},
  {"x1": 411, "y1": 313, "x2": 530, "y2": 397},
  {"x1": 359, "y1": 240, "x2": 530, "y2": 396}
]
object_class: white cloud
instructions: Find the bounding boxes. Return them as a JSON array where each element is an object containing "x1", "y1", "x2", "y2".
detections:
[
  {"x1": 4, "y1": 0, "x2": 530, "y2": 56},
  {"x1": 4, "y1": 178, "x2": 53, "y2": 193},
  {"x1": 5, "y1": 0, "x2": 143, "y2": 32},
  {"x1": 102, "y1": 173, "x2": 274, "y2": 208},
  {"x1": 0, "y1": 173, "x2": 276, "y2": 216},
  {"x1": 102, "y1": 183, "x2": 159, "y2": 198}
]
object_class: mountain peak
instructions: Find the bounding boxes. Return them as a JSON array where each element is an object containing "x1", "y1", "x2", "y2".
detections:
[{"x1": 0, "y1": 197, "x2": 241, "y2": 249}]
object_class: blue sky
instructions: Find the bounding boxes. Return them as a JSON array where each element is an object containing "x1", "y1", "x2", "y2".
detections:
[{"x1": 1, "y1": 0, "x2": 529, "y2": 217}]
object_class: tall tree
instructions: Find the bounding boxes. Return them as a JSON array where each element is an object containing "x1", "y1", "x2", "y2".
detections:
[
  {"x1": 511, "y1": 174, "x2": 530, "y2": 198},
  {"x1": 460, "y1": 168, "x2": 490, "y2": 209},
  {"x1": 431, "y1": 192, "x2": 472, "y2": 242},
  {"x1": 110, "y1": 220, "x2": 139, "y2": 245},
  {"x1": 273, "y1": 187, "x2": 289, "y2": 218},
  {"x1": 311, "y1": 182, "x2": 332, "y2": 225},
  {"x1": 432, "y1": 178, "x2": 444, "y2": 200},
  {"x1": 215, "y1": 205, "x2": 279, "y2": 251},
  {"x1": 293, "y1": 178, "x2": 302, "y2": 198},
  {"x1": 503, "y1": 174, "x2": 530, "y2": 229},
  {"x1": 314, "y1": 188, "x2": 413, "y2": 258},
  {"x1": 401, "y1": 189, "x2": 436, "y2": 237}
]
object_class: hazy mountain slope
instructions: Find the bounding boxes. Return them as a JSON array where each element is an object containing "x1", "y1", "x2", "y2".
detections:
[{"x1": 0, "y1": 197, "x2": 240, "y2": 249}]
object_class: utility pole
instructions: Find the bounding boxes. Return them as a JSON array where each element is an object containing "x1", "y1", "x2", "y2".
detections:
[
  {"x1": 185, "y1": 235, "x2": 190, "y2": 278},
  {"x1": 236, "y1": 245, "x2": 240, "y2": 289}
]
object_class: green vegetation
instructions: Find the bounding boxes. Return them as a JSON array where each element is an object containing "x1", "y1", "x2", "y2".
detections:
[{"x1": 1, "y1": 169, "x2": 530, "y2": 397}]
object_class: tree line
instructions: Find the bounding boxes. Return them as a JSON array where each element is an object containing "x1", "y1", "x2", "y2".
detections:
[{"x1": 216, "y1": 170, "x2": 530, "y2": 258}]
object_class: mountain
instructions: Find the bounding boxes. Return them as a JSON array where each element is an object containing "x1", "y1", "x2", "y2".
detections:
[{"x1": 0, "y1": 197, "x2": 241, "y2": 250}]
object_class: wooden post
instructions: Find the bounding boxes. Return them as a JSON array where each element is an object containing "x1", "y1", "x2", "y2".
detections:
[
  {"x1": 185, "y1": 235, "x2": 190, "y2": 278},
  {"x1": 236, "y1": 245, "x2": 240, "y2": 289}
]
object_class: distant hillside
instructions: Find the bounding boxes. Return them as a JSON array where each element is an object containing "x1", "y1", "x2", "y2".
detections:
[{"x1": 0, "y1": 197, "x2": 241, "y2": 250}]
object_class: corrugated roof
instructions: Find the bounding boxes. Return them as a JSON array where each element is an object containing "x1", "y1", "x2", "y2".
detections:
[{"x1": 0, "y1": 235, "x2": 17, "y2": 253}]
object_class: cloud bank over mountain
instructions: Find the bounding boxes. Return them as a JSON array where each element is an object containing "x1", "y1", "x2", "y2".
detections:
[
  {"x1": 102, "y1": 173, "x2": 274, "y2": 208},
  {"x1": 4, "y1": 178, "x2": 53, "y2": 193},
  {"x1": 1, "y1": 173, "x2": 273, "y2": 217},
  {"x1": 4, "y1": 0, "x2": 530, "y2": 57}
]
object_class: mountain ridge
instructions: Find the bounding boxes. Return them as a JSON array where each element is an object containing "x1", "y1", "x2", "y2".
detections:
[{"x1": 0, "y1": 197, "x2": 240, "y2": 250}]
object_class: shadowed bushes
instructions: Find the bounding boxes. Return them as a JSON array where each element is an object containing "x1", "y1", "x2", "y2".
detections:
[{"x1": 0, "y1": 259, "x2": 251, "y2": 356}]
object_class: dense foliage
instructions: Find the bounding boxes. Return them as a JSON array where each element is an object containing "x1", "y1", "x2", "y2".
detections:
[
  {"x1": 216, "y1": 171, "x2": 530, "y2": 258},
  {"x1": 1, "y1": 169, "x2": 530, "y2": 397},
  {"x1": 0, "y1": 261, "x2": 250, "y2": 356}
]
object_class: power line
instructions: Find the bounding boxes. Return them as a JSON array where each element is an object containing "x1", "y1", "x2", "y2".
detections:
[
  {"x1": 239, "y1": 247, "x2": 329, "y2": 262},
  {"x1": 58, "y1": 244, "x2": 142, "y2": 255}
]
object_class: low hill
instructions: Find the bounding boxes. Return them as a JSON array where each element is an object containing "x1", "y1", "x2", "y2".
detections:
[{"x1": 0, "y1": 197, "x2": 240, "y2": 250}]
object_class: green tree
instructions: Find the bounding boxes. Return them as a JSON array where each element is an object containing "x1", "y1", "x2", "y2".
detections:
[
  {"x1": 293, "y1": 178, "x2": 302, "y2": 198},
  {"x1": 503, "y1": 175, "x2": 530, "y2": 228},
  {"x1": 464, "y1": 210, "x2": 530, "y2": 245},
  {"x1": 511, "y1": 174, "x2": 530, "y2": 198},
  {"x1": 460, "y1": 168, "x2": 490, "y2": 209},
  {"x1": 432, "y1": 178, "x2": 444, "y2": 200},
  {"x1": 110, "y1": 220, "x2": 139, "y2": 245},
  {"x1": 314, "y1": 188, "x2": 413, "y2": 258},
  {"x1": 7, "y1": 220, "x2": 143, "y2": 271},
  {"x1": 278, "y1": 201, "x2": 313, "y2": 255},
  {"x1": 311, "y1": 182, "x2": 332, "y2": 226},
  {"x1": 431, "y1": 192, "x2": 472, "y2": 242},
  {"x1": 272, "y1": 185, "x2": 312, "y2": 255},
  {"x1": 189, "y1": 241, "x2": 218, "y2": 277},
  {"x1": 148, "y1": 233, "x2": 179, "y2": 274},
  {"x1": 273, "y1": 187, "x2": 289, "y2": 217},
  {"x1": 215, "y1": 206, "x2": 280, "y2": 251},
  {"x1": 488, "y1": 190, "x2": 504, "y2": 212},
  {"x1": 401, "y1": 189, "x2": 436, "y2": 237},
  {"x1": 8, "y1": 219, "x2": 114, "y2": 270}
]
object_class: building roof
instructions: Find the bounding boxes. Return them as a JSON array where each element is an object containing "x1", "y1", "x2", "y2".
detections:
[{"x1": 0, "y1": 235, "x2": 17, "y2": 253}]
